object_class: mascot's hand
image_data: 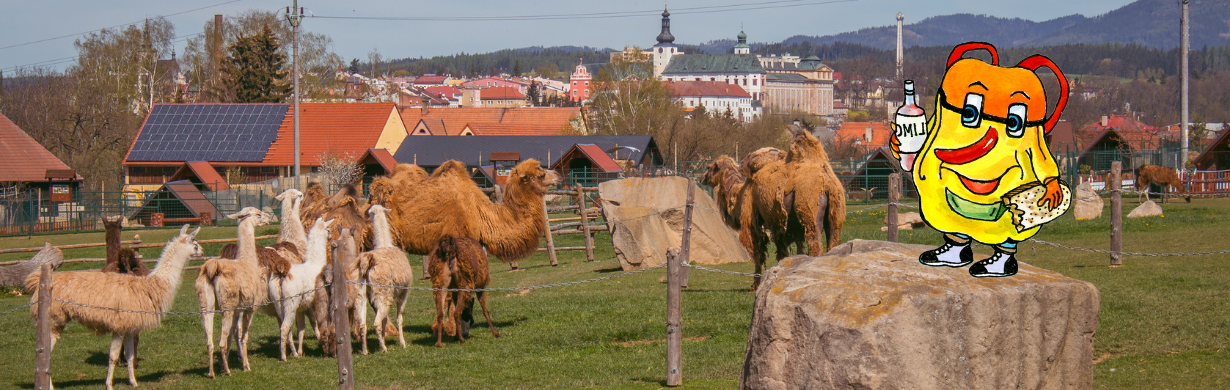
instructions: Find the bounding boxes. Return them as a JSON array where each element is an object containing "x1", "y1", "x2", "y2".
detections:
[
  {"x1": 1038, "y1": 177, "x2": 1063, "y2": 210},
  {"x1": 889, "y1": 127, "x2": 902, "y2": 160}
]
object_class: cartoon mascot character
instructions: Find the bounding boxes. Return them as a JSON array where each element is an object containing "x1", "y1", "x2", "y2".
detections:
[{"x1": 892, "y1": 42, "x2": 1072, "y2": 278}]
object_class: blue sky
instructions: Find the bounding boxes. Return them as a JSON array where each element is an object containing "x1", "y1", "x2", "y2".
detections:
[{"x1": 0, "y1": 0, "x2": 1138, "y2": 71}]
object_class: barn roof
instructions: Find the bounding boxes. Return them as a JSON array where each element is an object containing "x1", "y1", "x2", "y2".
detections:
[
  {"x1": 550, "y1": 144, "x2": 624, "y2": 173},
  {"x1": 0, "y1": 113, "x2": 80, "y2": 182}
]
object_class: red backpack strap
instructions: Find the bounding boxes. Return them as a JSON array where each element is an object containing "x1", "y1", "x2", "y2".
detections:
[
  {"x1": 946, "y1": 42, "x2": 999, "y2": 68},
  {"x1": 1015, "y1": 55, "x2": 1069, "y2": 134}
]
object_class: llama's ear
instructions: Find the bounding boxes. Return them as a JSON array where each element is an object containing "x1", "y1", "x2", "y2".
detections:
[
  {"x1": 190, "y1": 226, "x2": 201, "y2": 238},
  {"x1": 180, "y1": 224, "x2": 190, "y2": 235}
]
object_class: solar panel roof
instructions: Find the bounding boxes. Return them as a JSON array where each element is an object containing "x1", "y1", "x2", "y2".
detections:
[{"x1": 126, "y1": 104, "x2": 289, "y2": 162}]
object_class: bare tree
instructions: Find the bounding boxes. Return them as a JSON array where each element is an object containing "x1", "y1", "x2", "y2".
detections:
[{"x1": 318, "y1": 151, "x2": 362, "y2": 189}]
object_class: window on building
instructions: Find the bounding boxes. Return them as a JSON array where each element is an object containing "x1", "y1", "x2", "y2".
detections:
[
  {"x1": 695, "y1": 78, "x2": 701, "y2": 81},
  {"x1": 710, "y1": 77, "x2": 715, "y2": 82},
  {"x1": 658, "y1": 48, "x2": 663, "y2": 53},
  {"x1": 743, "y1": 79, "x2": 747, "y2": 86},
  {"x1": 585, "y1": 90, "x2": 590, "y2": 97},
  {"x1": 753, "y1": 79, "x2": 758, "y2": 86}
]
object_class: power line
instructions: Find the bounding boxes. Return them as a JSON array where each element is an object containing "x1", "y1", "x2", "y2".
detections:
[
  {"x1": 313, "y1": 0, "x2": 857, "y2": 22},
  {"x1": 0, "y1": 0, "x2": 243, "y2": 51},
  {"x1": 9, "y1": 32, "x2": 205, "y2": 72}
]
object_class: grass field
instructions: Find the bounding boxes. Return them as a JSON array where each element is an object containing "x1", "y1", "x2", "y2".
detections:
[{"x1": 0, "y1": 197, "x2": 1228, "y2": 389}]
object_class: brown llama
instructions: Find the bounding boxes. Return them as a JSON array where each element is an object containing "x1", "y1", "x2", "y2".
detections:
[
  {"x1": 27, "y1": 225, "x2": 202, "y2": 390},
  {"x1": 313, "y1": 226, "x2": 367, "y2": 357},
  {"x1": 300, "y1": 183, "x2": 371, "y2": 250},
  {"x1": 430, "y1": 235, "x2": 498, "y2": 347},
  {"x1": 1135, "y1": 164, "x2": 1190, "y2": 203},
  {"x1": 101, "y1": 217, "x2": 148, "y2": 276},
  {"x1": 355, "y1": 204, "x2": 413, "y2": 352}
]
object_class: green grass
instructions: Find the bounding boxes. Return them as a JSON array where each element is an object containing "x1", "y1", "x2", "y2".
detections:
[{"x1": 1, "y1": 198, "x2": 1229, "y2": 389}]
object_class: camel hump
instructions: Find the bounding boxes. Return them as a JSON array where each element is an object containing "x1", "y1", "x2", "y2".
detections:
[
  {"x1": 432, "y1": 160, "x2": 471, "y2": 179},
  {"x1": 740, "y1": 148, "x2": 785, "y2": 178}
]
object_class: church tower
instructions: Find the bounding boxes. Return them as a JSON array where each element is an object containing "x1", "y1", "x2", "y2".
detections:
[
  {"x1": 652, "y1": 7, "x2": 679, "y2": 78},
  {"x1": 733, "y1": 30, "x2": 750, "y2": 55}
]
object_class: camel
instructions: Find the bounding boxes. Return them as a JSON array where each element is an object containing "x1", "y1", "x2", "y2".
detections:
[
  {"x1": 312, "y1": 225, "x2": 368, "y2": 357},
  {"x1": 26, "y1": 224, "x2": 202, "y2": 390},
  {"x1": 300, "y1": 183, "x2": 371, "y2": 250},
  {"x1": 269, "y1": 217, "x2": 334, "y2": 361},
  {"x1": 709, "y1": 129, "x2": 846, "y2": 290},
  {"x1": 367, "y1": 159, "x2": 559, "y2": 263},
  {"x1": 355, "y1": 204, "x2": 413, "y2": 353},
  {"x1": 1135, "y1": 164, "x2": 1190, "y2": 203},
  {"x1": 0, "y1": 243, "x2": 62, "y2": 290},
  {"x1": 195, "y1": 207, "x2": 290, "y2": 377},
  {"x1": 429, "y1": 235, "x2": 499, "y2": 347},
  {"x1": 702, "y1": 155, "x2": 772, "y2": 286}
]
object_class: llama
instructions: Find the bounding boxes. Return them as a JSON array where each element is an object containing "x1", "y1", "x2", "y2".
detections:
[
  {"x1": 312, "y1": 225, "x2": 367, "y2": 357},
  {"x1": 101, "y1": 217, "x2": 147, "y2": 276},
  {"x1": 1135, "y1": 164, "x2": 1191, "y2": 204},
  {"x1": 194, "y1": 207, "x2": 284, "y2": 377},
  {"x1": 218, "y1": 188, "x2": 306, "y2": 264},
  {"x1": 356, "y1": 204, "x2": 413, "y2": 352},
  {"x1": 27, "y1": 225, "x2": 202, "y2": 390},
  {"x1": 430, "y1": 235, "x2": 498, "y2": 347},
  {"x1": 269, "y1": 217, "x2": 334, "y2": 361}
]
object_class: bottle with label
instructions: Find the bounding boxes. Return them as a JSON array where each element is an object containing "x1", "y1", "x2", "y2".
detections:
[{"x1": 894, "y1": 80, "x2": 928, "y2": 171}]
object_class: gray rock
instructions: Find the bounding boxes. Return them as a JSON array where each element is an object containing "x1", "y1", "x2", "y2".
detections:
[
  {"x1": 599, "y1": 177, "x2": 750, "y2": 270},
  {"x1": 1127, "y1": 200, "x2": 1163, "y2": 218},
  {"x1": 880, "y1": 211, "x2": 924, "y2": 231},
  {"x1": 1073, "y1": 182, "x2": 1103, "y2": 220},
  {"x1": 742, "y1": 239, "x2": 1099, "y2": 390}
]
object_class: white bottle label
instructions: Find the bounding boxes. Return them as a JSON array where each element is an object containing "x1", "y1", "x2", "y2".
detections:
[{"x1": 894, "y1": 114, "x2": 928, "y2": 154}]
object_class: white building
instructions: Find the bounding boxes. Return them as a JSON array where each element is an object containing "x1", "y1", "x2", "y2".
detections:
[{"x1": 668, "y1": 81, "x2": 759, "y2": 122}]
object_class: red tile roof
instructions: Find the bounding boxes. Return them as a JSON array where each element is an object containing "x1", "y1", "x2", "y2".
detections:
[
  {"x1": 0, "y1": 113, "x2": 80, "y2": 182},
  {"x1": 262, "y1": 103, "x2": 399, "y2": 166},
  {"x1": 667, "y1": 81, "x2": 751, "y2": 98},
  {"x1": 399, "y1": 107, "x2": 581, "y2": 137},
  {"x1": 359, "y1": 148, "x2": 398, "y2": 173},
  {"x1": 413, "y1": 75, "x2": 448, "y2": 84},
  {"x1": 836, "y1": 122, "x2": 892, "y2": 150},
  {"x1": 550, "y1": 144, "x2": 623, "y2": 173},
  {"x1": 425, "y1": 86, "x2": 461, "y2": 98},
  {"x1": 481, "y1": 86, "x2": 526, "y2": 100}
]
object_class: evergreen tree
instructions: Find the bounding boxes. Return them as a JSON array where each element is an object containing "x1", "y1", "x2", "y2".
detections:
[
  {"x1": 348, "y1": 58, "x2": 361, "y2": 74},
  {"x1": 513, "y1": 60, "x2": 522, "y2": 77},
  {"x1": 526, "y1": 81, "x2": 540, "y2": 106},
  {"x1": 220, "y1": 25, "x2": 290, "y2": 103}
]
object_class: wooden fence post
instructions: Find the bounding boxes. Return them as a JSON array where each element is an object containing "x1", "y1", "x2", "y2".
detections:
[
  {"x1": 577, "y1": 187, "x2": 594, "y2": 262},
  {"x1": 680, "y1": 179, "x2": 694, "y2": 288},
  {"x1": 331, "y1": 241, "x2": 355, "y2": 390},
  {"x1": 35, "y1": 263, "x2": 52, "y2": 390},
  {"x1": 1110, "y1": 161, "x2": 1123, "y2": 266},
  {"x1": 887, "y1": 173, "x2": 900, "y2": 243},
  {"x1": 665, "y1": 248, "x2": 682, "y2": 387},
  {"x1": 543, "y1": 197, "x2": 558, "y2": 267}
]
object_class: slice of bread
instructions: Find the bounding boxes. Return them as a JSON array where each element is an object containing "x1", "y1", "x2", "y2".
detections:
[{"x1": 1002, "y1": 181, "x2": 1072, "y2": 232}]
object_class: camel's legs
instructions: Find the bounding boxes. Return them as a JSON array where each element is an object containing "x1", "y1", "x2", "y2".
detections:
[
  {"x1": 812, "y1": 193, "x2": 828, "y2": 255},
  {"x1": 478, "y1": 290, "x2": 499, "y2": 338},
  {"x1": 394, "y1": 289, "x2": 408, "y2": 348},
  {"x1": 124, "y1": 334, "x2": 137, "y2": 387},
  {"x1": 202, "y1": 310, "x2": 216, "y2": 378},
  {"x1": 105, "y1": 333, "x2": 123, "y2": 390}
]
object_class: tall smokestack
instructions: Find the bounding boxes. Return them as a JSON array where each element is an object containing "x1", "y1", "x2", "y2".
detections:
[
  {"x1": 896, "y1": 13, "x2": 904, "y2": 81},
  {"x1": 212, "y1": 14, "x2": 223, "y2": 102}
]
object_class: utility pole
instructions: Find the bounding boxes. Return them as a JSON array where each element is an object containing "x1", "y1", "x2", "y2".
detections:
[
  {"x1": 1180, "y1": 0, "x2": 1190, "y2": 170},
  {"x1": 896, "y1": 13, "x2": 904, "y2": 81},
  {"x1": 286, "y1": 1, "x2": 304, "y2": 180}
]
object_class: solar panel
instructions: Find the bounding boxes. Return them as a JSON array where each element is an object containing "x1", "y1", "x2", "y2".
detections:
[{"x1": 127, "y1": 104, "x2": 289, "y2": 162}]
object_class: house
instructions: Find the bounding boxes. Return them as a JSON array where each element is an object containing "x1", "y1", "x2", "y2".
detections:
[
  {"x1": 476, "y1": 86, "x2": 528, "y2": 108},
  {"x1": 569, "y1": 63, "x2": 601, "y2": 103},
  {"x1": 357, "y1": 148, "x2": 398, "y2": 190},
  {"x1": 1072, "y1": 115, "x2": 1179, "y2": 171},
  {"x1": 412, "y1": 74, "x2": 451, "y2": 87},
  {"x1": 835, "y1": 122, "x2": 893, "y2": 151},
  {"x1": 1192, "y1": 129, "x2": 1230, "y2": 170},
  {"x1": 652, "y1": 10, "x2": 767, "y2": 102},
  {"x1": 841, "y1": 148, "x2": 917, "y2": 200},
  {"x1": 549, "y1": 144, "x2": 625, "y2": 187},
  {"x1": 400, "y1": 106, "x2": 585, "y2": 136},
  {"x1": 391, "y1": 135, "x2": 662, "y2": 174},
  {"x1": 763, "y1": 56, "x2": 837, "y2": 117},
  {"x1": 0, "y1": 113, "x2": 83, "y2": 220},
  {"x1": 122, "y1": 103, "x2": 408, "y2": 192},
  {"x1": 463, "y1": 77, "x2": 529, "y2": 93},
  {"x1": 667, "y1": 81, "x2": 758, "y2": 121}
]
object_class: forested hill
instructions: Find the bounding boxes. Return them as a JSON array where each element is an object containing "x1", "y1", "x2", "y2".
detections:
[{"x1": 759, "y1": 0, "x2": 1230, "y2": 51}]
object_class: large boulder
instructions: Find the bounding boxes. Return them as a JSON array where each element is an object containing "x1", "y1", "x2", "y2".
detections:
[
  {"x1": 880, "y1": 211, "x2": 925, "y2": 231},
  {"x1": 599, "y1": 177, "x2": 750, "y2": 270},
  {"x1": 742, "y1": 240, "x2": 1099, "y2": 390},
  {"x1": 1127, "y1": 200, "x2": 1162, "y2": 218},
  {"x1": 1073, "y1": 182, "x2": 1103, "y2": 220}
]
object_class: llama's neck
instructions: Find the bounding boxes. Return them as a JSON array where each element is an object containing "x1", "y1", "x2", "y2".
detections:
[
  {"x1": 280, "y1": 198, "x2": 307, "y2": 248},
  {"x1": 148, "y1": 238, "x2": 195, "y2": 310},
  {"x1": 304, "y1": 228, "x2": 331, "y2": 268},
  {"x1": 371, "y1": 210, "x2": 394, "y2": 249},
  {"x1": 238, "y1": 218, "x2": 259, "y2": 264},
  {"x1": 105, "y1": 224, "x2": 120, "y2": 261}
]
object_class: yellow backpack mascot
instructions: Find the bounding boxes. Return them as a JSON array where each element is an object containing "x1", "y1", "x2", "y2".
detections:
[{"x1": 892, "y1": 42, "x2": 1072, "y2": 278}]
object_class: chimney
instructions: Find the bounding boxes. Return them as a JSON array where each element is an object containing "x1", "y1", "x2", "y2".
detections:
[
  {"x1": 421, "y1": 96, "x2": 430, "y2": 115},
  {"x1": 1101, "y1": 115, "x2": 1108, "y2": 127},
  {"x1": 865, "y1": 126, "x2": 873, "y2": 143}
]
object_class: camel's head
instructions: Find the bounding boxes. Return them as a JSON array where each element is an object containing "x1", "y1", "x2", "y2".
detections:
[
  {"x1": 785, "y1": 128, "x2": 828, "y2": 164},
  {"x1": 227, "y1": 207, "x2": 272, "y2": 227},
  {"x1": 702, "y1": 155, "x2": 740, "y2": 188},
  {"x1": 509, "y1": 159, "x2": 559, "y2": 193},
  {"x1": 175, "y1": 224, "x2": 204, "y2": 257}
]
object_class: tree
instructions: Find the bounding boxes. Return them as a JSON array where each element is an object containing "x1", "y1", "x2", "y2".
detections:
[
  {"x1": 349, "y1": 58, "x2": 361, "y2": 74},
  {"x1": 525, "y1": 81, "x2": 540, "y2": 106},
  {"x1": 220, "y1": 25, "x2": 290, "y2": 103},
  {"x1": 513, "y1": 60, "x2": 522, "y2": 77},
  {"x1": 318, "y1": 151, "x2": 362, "y2": 189},
  {"x1": 368, "y1": 49, "x2": 384, "y2": 78}
]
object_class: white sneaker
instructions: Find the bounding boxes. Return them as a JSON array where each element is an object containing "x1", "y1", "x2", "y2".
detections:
[
  {"x1": 968, "y1": 251, "x2": 1018, "y2": 278},
  {"x1": 919, "y1": 239, "x2": 973, "y2": 267}
]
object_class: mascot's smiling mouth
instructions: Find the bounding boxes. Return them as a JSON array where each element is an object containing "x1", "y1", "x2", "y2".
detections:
[{"x1": 942, "y1": 166, "x2": 1019, "y2": 196}]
